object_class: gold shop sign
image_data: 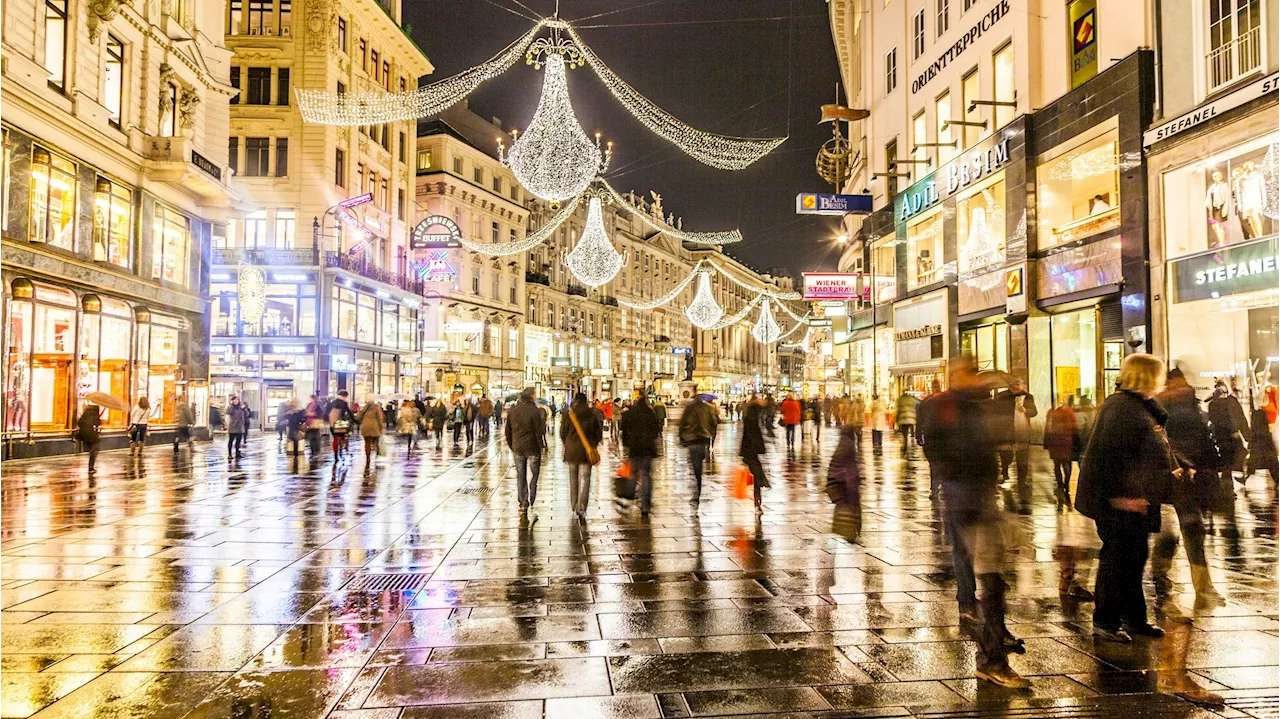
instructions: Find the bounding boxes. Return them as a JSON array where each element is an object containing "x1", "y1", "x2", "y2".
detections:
[{"x1": 895, "y1": 324, "x2": 943, "y2": 341}]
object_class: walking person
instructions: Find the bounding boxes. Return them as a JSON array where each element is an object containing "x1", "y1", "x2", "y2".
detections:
[
  {"x1": 329, "y1": 391, "x2": 353, "y2": 458},
  {"x1": 451, "y1": 400, "x2": 465, "y2": 445},
  {"x1": 357, "y1": 400, "x2": 384, "y2": 471},
  {"x1": 397, "y1": 398, "x2": 421, "y2": 454},
  {"x1": 225, "y1": 396, "x2": 247, "y2": 459},
  {"x1": 621, "y1": 395, "x2": 662, "y2": 517},
  {"x1": 923, "y1": 356, "x2": 1028, "y2": 688},
  {"x1": 826, "y1": 403, "x2": 865, "y2": 536},
  {"x1": 740, "y1": 394, "x2": 773, "y2": 515},
  {"x1": 916, "y1": 380, "x2": 944, "y2": 497},
  {"x1": 895, "y1": 389, "x2": 919, "y2": 456},
  {"x1": 430, "y1": 397, "x2": 448, "y2": 449},
  {"x1": 173, "y1": 394, "x2": 195, "y2": 453},
  {"x1": 780, "y1": 393, "x2": 802, "y2": 450},
  {"x1": 77, "y1": 404, "x2": 102, "y2": 473},
  {"x1": 275, "y1": 398, "x2": 294, "y2": 445},
  {"x1": 304, "y1": 394, "x2": 323, "y2": 457},
  {"x1": 868, "y1": 394, "x2": 887, "y2": 452},
  {"x1": 478, "y1": 394, "x2": 494, "y2": 439},
  {"x1": 1207, "y1": 382, "x2": 1247, "y2": 495},
  {"x1": 464, "y1": 398, "x2": 478, "y2": 446},
  {"x1": 1044, "y1": 396, "x2": 1082, "y2": 503},
  {"x1": 652, "y1": 398, "x2": 668, "y2": 431},
  {"x1": 678, "y1": 394, "x2": 718, "y2": 506},
  {"x1": 994, "y1": 380, "x2": 1038, "y2": 485},
  {"x1": 848, "y1": 394, "x2": 865, "y2": 438},
  {"x1": 505, "y1": 388, "x2": 547, "y2": 514},
  {"x1": 1075, "y1": 353, "x2": 1172, "y2": 643},
  {"x1": 561, "y1": 392, "x2": 602, "y2": 521},
  {"x1": 283, "y1": 403, "x2": 305, "y2": 456},
  {"x1": 128, "y1": 397, "x2": 151, "y2": 455}
]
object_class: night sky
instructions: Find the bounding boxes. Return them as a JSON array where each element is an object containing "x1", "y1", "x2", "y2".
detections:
[{"x1": 404, "y1": 0, "x2": 844, "y2": 278}]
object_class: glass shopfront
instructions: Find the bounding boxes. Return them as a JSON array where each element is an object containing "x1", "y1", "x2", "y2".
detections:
[
  {"x1": 1162, "y1": 134, "x2": 1278, "y2": 258},
  {"x1": 1037, "y1": 124, "x2": 1123, "y2": 248},
  {"x1": 1029, "y1": 306, "x2": 1102, "y2": 408},
  {"x1": 77, "y1": 295, "x2": 133, "y2": 428},
  {"x1": 892, "y1": 289, "x2": 949, "y2": 394},
  {"x1": 957, "y1": 174, "x2": 1007, "y2": 274},
  {"x1": 213, "y1": 279, "x2": 318, "y2": 338},
  {"x1": 143, "y1": 314, "x2": 187, "y2": 424},
  {"x1": 906, "y1": 209, "x2": 944, "y2": 290},
  {"x1": 960, "y1": 320, "x2": 1009, "y2": 372}
]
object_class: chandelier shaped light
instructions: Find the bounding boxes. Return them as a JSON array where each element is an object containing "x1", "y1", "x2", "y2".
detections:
[
  {"x1": 565, "y1": 196, "x2": 625, "y2": 286},
  {"x1": 685, "y1": 270, "x2": 724, "y2": 329},
  {"x1": 750, "y1": 299, "x2": 782, "y2": 344},
  {"x1": 499, "y1": 51, "x2": 610, "y2": 205},
  {"x1": 296, "y1": 18, "x2": 783, "y2": 170}
]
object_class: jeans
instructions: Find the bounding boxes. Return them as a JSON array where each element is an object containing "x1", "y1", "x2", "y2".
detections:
[
  {"x1": 228, "y1": 432, "x2": 244, "y2": 456},
  {"x1": 1053, "y1": 460, "x2": 1074, "y2": 493},
  {"x1": 687, "y1": 440, "x2": 710, "y2": 501},
  {"x1": 784, "y1": 424, "x2": 796, "y2": 446},
  {"x1": 515, "y1": 453, "x2": 542, "y2": 508},
  {"x1": 453, "y1": 422, "x2": 463, "y2": 443},
  {"x1": 83, "y1": 441, "x2": 99, "y2": 471},
  {"x1": 306, "y1": 428, "x2": 321, "y2": 455},
  {"x1": 568, "y1": 462, "x2": 592, "y2": 513},
  {"x1": 871, "y1": 429, "x2": 883, "y2": 447},
  {"x1": 1093, "y1": 513, "x2": 1151, "y2": 630},
  {"x1": 898, "y1": 423, "x2": 914, "y2": 452},
  {"x1": 633, "y1": 455, "x2": 654, "y2": 513},
  {"x1": 465, "y1": 419, "x2": 475, "y2": 443}
]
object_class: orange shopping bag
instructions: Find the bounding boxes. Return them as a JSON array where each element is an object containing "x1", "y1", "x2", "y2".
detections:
[
  {"x1": 732, "y1": 465, "x2": 754, "y2": 499},
  {"x1": 617, "y1": 460, "x2": 632, "y2": 479}
]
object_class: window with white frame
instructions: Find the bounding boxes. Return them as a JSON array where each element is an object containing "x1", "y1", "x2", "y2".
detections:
[
  {"x1": 885, "y1": 48, "x2": 898, "y2": 94},
  {"x1": 1206, "y1": 0, "x2": 1263, "y2": 93},
  {"x1": 912, "y1": 11, "x2": 926, "y2": 59}
]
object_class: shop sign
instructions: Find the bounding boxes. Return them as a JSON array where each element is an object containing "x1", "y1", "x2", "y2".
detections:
[
  {"x1": 1068, "y1": 0, "x2": 1099, "y2": 88},
  {"x1": 415, "y1": 251, "x2": 457, "y2": 283},
  {"x1": 911, "y1": 0, "x2": 1010, "y2": 94},
  {"x1": 1144, "y1": 72, "x2": 1279, "y2": 146},
  {"x1": 550, "y1": 356, "x2": 572, "y2": 367},
  {"x1": 411, "y1": 215, "x2": 463, "y2": 249},
  {"x1": 1173, "y1": 236, "x2": 1280, "y2": 303},
  {"x1": 802, "y1": 273, "x2": 861, "y2": 300},
  {"x1": 670, "y1": 347, "x2": 692, "y2": 354},
  {"x1": 421, "y1": 340, "x2": 447, "y2": 353},
  {"x1": 795, "y1": 192, "x2": 873, "y2": 215},
  {"x1": 444, "y1": 321, "x2": 484, "y2": 334},
  {"x1": 896, "y1": 179, "x2": 940, "y2": 222},
  {"x1": 809, "y1": 319, "x2": 834, "y2": 327},
  {"x1": 331, "y1": 354, "x2": 354, "y2": 371},
  {"x1": 945, "y1": 139, "x2": 1010, "y2": 195},
  {"x1": 339, "y1": 193, "x2": 373, "y2": 209},
  {"x1": 895, "y1": 324, "x2": 943, "y2": 341},
  {"x1": 1006, "y1": 263, "x2": 1028, "y2": 314}
]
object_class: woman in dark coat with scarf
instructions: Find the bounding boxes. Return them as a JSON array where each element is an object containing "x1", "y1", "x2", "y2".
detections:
[
  {"x1": 1076, "y1": 354, "x2": 1176, "y2": 643},
  {"x1": 740, "y1": 394, "x2": 773, "y2": 514}
]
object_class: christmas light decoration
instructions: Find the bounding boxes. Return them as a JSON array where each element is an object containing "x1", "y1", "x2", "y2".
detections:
[
  {"x1": 296, "y1": 20, "x2": 548, "y2": 125},
  {"x1": 774, "y1": 299, "x2": 814, "y2": 324},
  {"x1": 705, "y1": 292, "x2": 765, "y2": 330},
  {"x1": 706, "y1": 260, "x2": 802, "y2": 300},
  {"x1": 454, "y1": 194, "x2": 582, "y2": 256},
  {"x1": 600, "y1": 178, "x2": 741, "y2": 244},
  {"x1": 685, "y1": 270, "x2": 724, "y2": 329},
  {"x1": 1047, "y1": 142, "x2": 1122, "y2": 181},
  {"x1": 565, "y1": 196, "x2": 625, "y2": 286},
  {"x1": 1263, "y1": 137, "x2": 1279, "y2": 221},
  {"x1": 499, "y1": 54, "x2": 609, "y2": 204},
  {"x1": 750, "y1": 299, "x2": 782, "y2": 344},
  {"x1": 617, "y1": 260, "x2": 706, "y2": 310},
  {"x1": 237, "y1": 266, "x2": 266, "y2": 324},
  {"x1": 778, "y1": 325, "x2": 811, "y2": 347}
]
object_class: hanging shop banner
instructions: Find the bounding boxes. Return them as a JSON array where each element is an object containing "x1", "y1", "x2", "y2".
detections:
[
  {"x1": 411, "y1": 215, "x2": 463, "y2": 248},
  {"x1": 802, "y1": 273, "x2": 861, "y2": 300},
  {"x1": 795, "y1": 193, "x2": 873, "y2": 216},
  {"x1": 1069, "y1": 0, "x2": 1099, "y2": 89},
  {"x1": 1172, "y1": 236, "x2": 1279, "y2": 303}
]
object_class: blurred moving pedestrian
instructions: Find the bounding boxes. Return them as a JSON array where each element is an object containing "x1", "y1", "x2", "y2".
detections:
[
  {"x1": 304, "y1": 394, "x2": 323, "y2": 456},
  {"x1": 174, "y1": 394, "x2": 195, "y2": 453},
  {"x1": 430, "y1": 397, "x2": 448, "y2": 449},
  {"x1": 994, "y1": 380, "x2": 1038, "y2": 485},
  {"x1": 678, "y1": 394, "x2": 718, "y2": 505},
  {"x1": 1076, "y1": 353, "x2": 1172, "y2": 643},
  {"x1": 226, "y1": 396, "x2": 247, "y2": 459},
  {"x1": 826, "y1": 403, "x2": 864, "y2": 535},
  {"x1": 506, "y1": 387, "x2": 547, "y2": 513},
  {"x1": 916, "y1": 380, "x2": 944, "y2": 497},
  {"x1": 357, "y1": 401, "x2": 384, "y2": 470},
  {"x1": 922, "y1": 356, "x2": 1028, "y2": 688},
  {"x1": 621, "y1": 396, "x2": 662, "y2": 517},
  {"x1": 1044, "y1": 396, "x2": 1082, "y2": 502},
  {"x1": 652, "y1": 399, "x2": 668, "y2": 430},
  {"x1": 740, "y1": 394, "x2": 773, "y2": 515},
  {"x1": 398, "y1": 399, "x2": 421, "y2": 453},
  {"x1": 450, "y1": 400, "x2": 465, "y2": 445},
  {"x1": 780, "y1": 393, "x2": 802, "y2": 450},
  {"x1": 276, "y1": 397, "x2": 295, "y2": 444},
  {"x1": 1207, "y1": 381, "x2": 1247, "y2": 493},
  {"x1": 561, "y1": 392, "x2": 602, "y2": 521},
  {"x1": 128, "y1": 396, "x2": 150, "y2": 455},
  {"x1": 1154, "y1": 368, "x2": 1226, "y2": 615},
  {"x1": 478, "y1": 394, "x2": 494, "y2": 439},
  {"x1": 895, "y1": 389, "x2": 919, "y2": 456},
  {"x1": 329, "y1": 391, "x2": 353, "y2": 457},
  {"x1": 848, "y1": 394, "x2": 866, "y2": 437},
  {"x1": 283, "y1": 402, "x2": 305, "y2": 456},
  {"x1": 868, "y1": 394, "x2": 887, "y2": 452},
  {"x1": 77, "y1": 404, "x2": 102, "y2": 473}
]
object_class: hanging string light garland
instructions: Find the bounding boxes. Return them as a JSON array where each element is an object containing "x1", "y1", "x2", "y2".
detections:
[
  {"x1": 453, "y1": 194, "x2": 582, "y2": 256},
  {"x1": 702, "y1": 292, "x2": 766, "y2": 330},
  {"x1": 685, "y1": 270, "x2": 725, "y2": 329},
  {"x1": 778, "y1": 324, "x2": 812, "y2": 348},
  {"x1": 617, "y1": 260, "x2": 706, "y2": 310},
  {"x1": 705, "y1": 259, "x2": 802, "y2": 300},
  {"x1": 564, "y1": 196, "x2": 626, "y2": 286},
  {"x1": 1263, "y1": 137, "x2": 1279, "y2": 221},
  {"x1": 750, "y1": 298, "x2": 782, "y2": 344},
  {"x1": 598, "y1": 178, "x2": 742, "y2": 244}
]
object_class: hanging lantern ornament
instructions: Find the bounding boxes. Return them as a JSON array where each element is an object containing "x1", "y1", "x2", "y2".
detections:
[
  {"x1": 685, "y1": 270, "x2": 724, "y2": 330},
  {"x1": 751, "y1": 298, "x2": 782, "y2": 344},
  {"x1": 565, "y1": 196, "x2": 625, "y2": 287},
  {"x1": 499, "y1": 49, "x2": 610, "y2": 207}
]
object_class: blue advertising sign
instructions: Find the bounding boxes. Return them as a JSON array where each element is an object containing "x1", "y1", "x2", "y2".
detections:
[{"x1": 795, "y1": 193, "x2": 873, "y2": 216}]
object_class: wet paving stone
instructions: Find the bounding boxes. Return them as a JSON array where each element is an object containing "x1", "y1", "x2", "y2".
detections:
[
  {"x1": 368, "y1": 657, "x2": 613, "y2": 706},
  {"x1": 608, "y1": 647, "x2": 873, "y2": 693}
]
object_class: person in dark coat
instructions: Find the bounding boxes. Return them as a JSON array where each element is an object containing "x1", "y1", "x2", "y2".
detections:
[
  {"x1": 993, "y1": 380, "x2": 1038, "y2": 485},
  {"x1": 77, "y1": 405, "x2": 103, "y2": 473},
  {"x1": 1153, "y1": 369, "x2": 1225, "y2": 614},
  {"x1": 1207, "y1": 383, "x2": 1247, "y2": 486},
  {"x1": 918, "y1": 356, "x2": 1027, "y2": 689},
  {"x1": 915, "y1": 379, "x2": 944, "y2": 498},
  {"x1": 621, "y1": 396, "x2": 662, "y2": 516},
  {"x1": 560, "y1": 392, "x2": 603, "y2": 520},
  {"x1": 1043, "y1": 397, "x2": 1082, "y2": 501},
  {"x1": 739, "y1": 394, "x2": 773, "y2": 514},
  {"x1": 429, "y1": 397, "x2": 448, "y2": 449},
  {"x1": 678, "y1": 395, "x2": 719, "y2": 505},
  {"x1": 505, "y1": 388, "x2": 547, "y2": 512},
  {"x1": 1076, "y1": 354, "x2": 1174, "y2": 643},
  {"x1": 226, "y1": 396, "x2": 248, "y2": 460},
  {"x1": 825, "y1": 407, "x2": 864, "y2": 537}
]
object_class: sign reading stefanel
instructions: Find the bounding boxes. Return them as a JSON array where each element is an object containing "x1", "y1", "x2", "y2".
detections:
[
  {"x1": 1172, "y1": 236, "x2": 1279, "y2": 303},
  {"x1": 802, "y1": 273, "x2": 861, "y2": 300}
]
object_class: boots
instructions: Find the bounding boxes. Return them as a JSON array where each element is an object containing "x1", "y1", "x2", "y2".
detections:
[
  {"x1": 1190, "y1": 565, "x2": 1226, "y2": 612},
  {"x1": 1054, "y1": 545, "x2": 1094, "y2": 601}
]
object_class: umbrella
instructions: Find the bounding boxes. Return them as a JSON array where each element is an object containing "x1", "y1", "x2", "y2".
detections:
[
  {"x1": 85, "y1": 392, "x2": 129, "y2": 413},
  {"x1": 390, "y1": 393, "x2": 411, "y2": 401},
  {"x1": 696, "y1": 393, "x2": 718, "y2": 402}
]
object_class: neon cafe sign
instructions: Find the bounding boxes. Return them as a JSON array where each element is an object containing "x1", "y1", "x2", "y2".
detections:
[{"x1": 414, "y1": 251, "x2": 457, "y2": 282}]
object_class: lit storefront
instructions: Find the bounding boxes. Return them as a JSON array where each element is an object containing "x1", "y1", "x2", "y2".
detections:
[{"x1": 891, "y1": 288, "x2": 951, "y2": 395}]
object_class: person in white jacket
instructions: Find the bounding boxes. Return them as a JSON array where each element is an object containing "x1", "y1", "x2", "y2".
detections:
[
  {"x1": 129, "y1": 397, "x2": 151, "y2": 455},
  {"x1": 869, "y1": 394, "x2": 888, "y2": 452}
]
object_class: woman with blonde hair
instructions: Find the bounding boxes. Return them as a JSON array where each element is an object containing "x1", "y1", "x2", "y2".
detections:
[{"x1": 1075, "y1": 353, "x2": 1173, "y2": 643}]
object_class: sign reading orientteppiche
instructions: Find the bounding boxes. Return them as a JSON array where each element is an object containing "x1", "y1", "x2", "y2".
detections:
[
  {"x1": 411, "y1": 215, "x2": 463, "y2": 248},
  {"x1": 1172, "y1": 236, "x2": 1279, "y2": 303},
  {"x1": 802, "y1": 273, "x2": 861, "y2": 300},
  {"x1": 795, "y1": 193, "x2": 873, "y2": 215}
]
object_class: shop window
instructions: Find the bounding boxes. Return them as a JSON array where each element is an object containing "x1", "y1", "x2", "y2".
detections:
[
  {"x1": 1162, "y1": 133, "x2": 1278, "y2": 258},
  {"x1": 274, "y1": 209, "x2": 295, "y2": 247},
  {"x1": 26, "y1": 284, "x2": 77, "y2": 431},
  {"x1": 243, "y1": 209, "x2": 267, "y2": 248},
  {"x1": 869, "y1": 236, "x2": 897, "y2": 303},
  {"x1": 104, "y1": 36, "x2": 125, "y2": 128},
  {"x1": 960, "y1": 323, "x2": 1008, "y2": 372},
  {"x1": 43, "y1": 0, "x2": 67, "y2": 90},
  {"x1": 30, "y1": 147, "x2": 78, "y2": 252},
  {"x1": 151, "y1": 204, "x2": 189, "y2": 285},
  {"x1": 380, "y1": 302, "x2": 398, "y2": 349},
  {"x1": 214, "y1": 288, "x2": 239, "y2": 335},
  {"x1": 357, "y1": 292, "x2": 376, "y2": 344},
  {"x1": 956, "y1": 175, "x2": 1006, "y2": 273},
  {"x1": 1050, "y1": 308, "x2": 1099, "y2": 406},
  {"x1": 1037, "y1": 126, "x2": 1121, "y2": 249},
  {"x1": 92, "y1": 177, "x2": 132, "y2": 268},
  {"x1": 992, "y1": 43, "x2": 1015, "y2": 130},
  {"x1": 4, "y1": 288, "x2": 33, "y2": 432},
  {"x1": 144, "y1": 315, "x2": 186, "y2": 424},
  {"x1": 907, "y1": 209, "x2": 944, "y2": 290},
  {"x1": 77, "y1": 296, "x2": 132, "y2": 428}
]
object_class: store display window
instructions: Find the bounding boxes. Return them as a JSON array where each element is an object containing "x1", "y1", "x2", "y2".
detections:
[
  {"x1": 957, "y1": 175, "x2": 1006, "y2": 274},
  {"x1": 357, "y1": 293, "x2": 376, "y2": 344},
  {"x1": 77, "y1": 295, "x2": 132, "y2": 428},
  {"x1": 869, "y1": 236, "x2": 897, "y2": 301},
  {"x1": 1049, "y1": 308, "x2": 1098, "y2": 406},
  {"x1": 1037, "y1": 124, "x2": 1122, "y2": 249},
  {"x1": 906, "y1": 209, "x2": 944, "y2": 290},
  {"x1": 29, "y1": 284, "x2": 77, "y2": 431},
  {"x1": 29, "y1": 146, "x2": 76, "y2": 250},
  {"x1": 146, "y1": 314, "x2": 186, "y2": 424},
  {"x1": 151, "y1": 204, "x2": 190, "y2": 286},
  {"x1": 212, "y1": 283, "x2": 239, "y2": 336},
  {"x1": 250, "y1": 283, "x2": 316, "y2": 337},
  {"x1": 381, "y1": 301, "x2": 400, "y2": 349},
  {"x1": 333, "y1": 286, "x2": 357, "y2": 341},
  {"x1": 92, "y1": 177, "x2": 133, "y2": 268},
  {"x1": 5, "y1": 282, "x2": 34, "y2": 432},
  {"x1": 960, "y1": 322, "x2": 1009, "y2": 372},
  {"x1": 1162, "y1": 134, "x2": 1278, "y2": 259}
]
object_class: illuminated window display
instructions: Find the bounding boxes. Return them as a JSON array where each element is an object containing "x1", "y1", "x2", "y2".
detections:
[
  {"x1": 93, "y1": 177, "x2": 132, "y2": 268},
  {"x1": 5, "y1": 285, "x2": 33, "y2": 432},
  {"x1": 77, "y1": 296, "x2": 133, "y2": 428},
  {"x1": 1037, "y1": 126, "x2": 1122, "y2": 248},
  {"x1": 151, "y1": 204, "x2": 190, "y2": 286},
  {"x1": 30, "y1": 285, "x2": 77, "y2": 431},
  {"x1": 957, "y1": 175, "x2": 1006, "y2": 273},
  {"x1": 145, "y1": 315, "x2": 186, "y2": 424},
  {"x1": 1162, "y1": 134, "x2": 1278, "y2": 258},
  {"x1": 906, "y1": 209, "x2": 944, "y2": 289},
  {"x1": 29, "y1": 147, "x2": 76, "y2": 250},
  {"x1": 960, "y1": 321, "x2": 1009, "y2": 372}
]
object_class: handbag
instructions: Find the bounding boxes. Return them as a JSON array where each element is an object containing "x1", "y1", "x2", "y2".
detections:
[
  {"x1": 733, "y1": 465, "x2": 754, "y2": 499},
  {"x1": 568, "y1": 410, "x2": 601, "y2": 466}
]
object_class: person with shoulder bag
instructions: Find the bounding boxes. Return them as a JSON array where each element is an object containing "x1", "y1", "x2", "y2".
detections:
[
  {"x1": 561, "y1": 392, "x2": 603, "y2": 521},
  {"x1": 506, "y1": 388, "x2": 548, "y2": 513},
  {"x1": 77, "y1": 405, "x2": 103, "y2": 473},
  {"x1": 129, "y1": 397, "x2": 151, "y2": 455},
  {"x1": 678, "y1": 394, "x2": 718, "y2": 505}
]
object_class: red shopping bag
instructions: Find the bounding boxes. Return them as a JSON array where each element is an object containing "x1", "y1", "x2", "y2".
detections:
[
  {"x1": 617, "y1": 460, "x2": 632, "y2": 479},
  {"x1": 733, "y1": 465, "x2": 754, "y2": 499}
]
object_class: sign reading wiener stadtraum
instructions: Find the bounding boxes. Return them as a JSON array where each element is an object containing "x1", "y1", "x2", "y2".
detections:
[{"x1": 802, "y1": 273, "x2": 861, "y2": 300}]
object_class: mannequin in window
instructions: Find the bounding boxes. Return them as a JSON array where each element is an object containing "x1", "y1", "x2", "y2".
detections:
[
  {"x1": 916, "y1": 248, "x2": 934, "y2": 283},
  {"x1": 1088, "y1": 194, "x2": 1111, "y2": 215},
  {"x1": 1204, "y1": 170, "x2": 1230, "y2": 248},
  {"x1": 1234, "y1": 161, "x2": 1266, "y2": 238}
]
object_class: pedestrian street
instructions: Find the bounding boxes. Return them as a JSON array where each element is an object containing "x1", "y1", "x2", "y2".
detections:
[{"x1": 1, "y1": 421, "x2": 1277, "y2": 718}]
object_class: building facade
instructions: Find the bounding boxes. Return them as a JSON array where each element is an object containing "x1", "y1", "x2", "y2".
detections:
[
  {"x1": 2, "y1": 0, "x2": 242, "y2": 457},
  {"x1": 209, "y1": 0, "x2": 433, "y2": 423}
]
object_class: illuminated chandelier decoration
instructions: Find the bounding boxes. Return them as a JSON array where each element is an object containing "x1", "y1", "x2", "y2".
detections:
[
  {"x1": 685, "y1": 270, "x2": 724, "y2": 329},
  {"x1": 237, "y1": 266, "x2": 266, "y2": 324},
  {"x1": 750, "y1": 299, "x2": 782, "y2": 344},
  {"x1": 704, "y1": 292, "x2": 765, "y2": 330},
  {"x1": 1046, "y1": 143, "x2": 1138, "y2": 182},
  {"x1": 296, "y1": 18, "x2": 783, "y2": 171},
  {"x1": 618, "y1": 259, "x2": 706, "y2": 310},
  {"x1": 1263, "y1": 137, "x2": 1279, "y2": 221},
  {"x1": 564, "y1": 196, "x2": 625, "y2": 286},
  {"x1": 499, "y1": 52, "x2": 610, "y2": 205}
]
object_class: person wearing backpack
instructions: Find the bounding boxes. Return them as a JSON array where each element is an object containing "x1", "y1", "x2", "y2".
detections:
[{"x1": 561, "y1": 392, "x2": 602, "y2": 521}]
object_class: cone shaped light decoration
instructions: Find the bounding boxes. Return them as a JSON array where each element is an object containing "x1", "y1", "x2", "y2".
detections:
[
  {"x1": 750, "y1": 298, "x2": 782, "y2": 344},
  {"x1": 565, "y1": 197, "x2": 624, "y2": 286},
  {"x1": 1263, "y1": 138, "x2": 1279, "y2": 221},
  {"x1": 501, "y1": 54, "x2": 603, "y2": 204},
  {"x1": 685, "y1": 270, "x2": 724, "y2": 329}
]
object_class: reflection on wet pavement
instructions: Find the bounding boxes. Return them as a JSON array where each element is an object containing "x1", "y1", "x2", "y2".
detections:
[{"x1": 1, "y1": 423, "x2": 1276, "y2": 718}]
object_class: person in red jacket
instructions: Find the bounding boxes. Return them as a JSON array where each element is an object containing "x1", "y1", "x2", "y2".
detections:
[{"x1": 780, "y1": 393, "x2": 803, "y2": 450}]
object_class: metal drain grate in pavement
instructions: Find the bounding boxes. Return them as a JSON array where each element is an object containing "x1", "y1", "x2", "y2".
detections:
[
  {"x1": 457, "y1": 487, "x2": 495, "y2": 496},
  {"x1": 345, "y1": 572, "x2": 430, "y2": 592},
  {"x1": 910, "y1": 693, "x2": 1218, "y2": 718}
]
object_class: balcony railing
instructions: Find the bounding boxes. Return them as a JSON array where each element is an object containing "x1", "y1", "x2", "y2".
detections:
[
  {"x1": 526, "y1": 271, "x2": 551, "y2": 286},
  {"x1": 599, "y1": 295, "x2": 619, "y2": 307},
  {"x1": 566, "y1": 284, "x2": 588, "y2": 297},
  {"x1": 1206, "y1": 26, "x2": 1262, "y2": 94},
  {"x1": 323, "y1": 252, "x2": 424, "y2": 294},
  {"x1": 213, "y1": 247, "x2": 319, "y2": 266}
]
